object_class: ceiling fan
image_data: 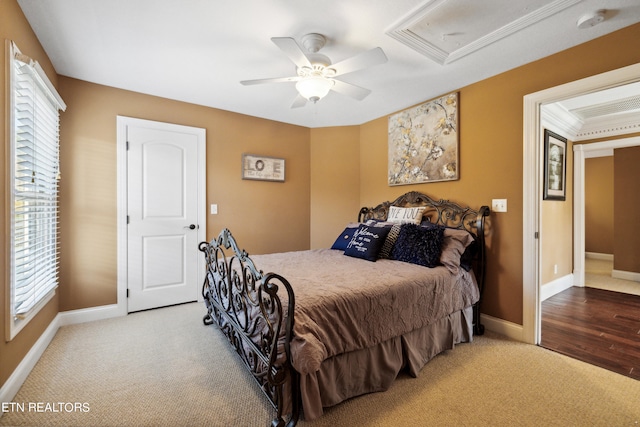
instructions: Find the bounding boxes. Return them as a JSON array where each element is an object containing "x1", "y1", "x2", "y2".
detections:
[{"x1": 240, "y1": 33, "x2": 388, "y2": 108}]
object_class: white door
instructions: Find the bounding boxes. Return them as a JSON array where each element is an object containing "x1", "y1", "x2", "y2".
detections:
[{"x1": 125, "y1": 119, "x2": 205, "y2": 312}]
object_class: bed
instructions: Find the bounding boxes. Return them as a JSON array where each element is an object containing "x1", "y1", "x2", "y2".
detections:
[{"x1": 199, "y1": 191, "x2": 490, "y2": 426}]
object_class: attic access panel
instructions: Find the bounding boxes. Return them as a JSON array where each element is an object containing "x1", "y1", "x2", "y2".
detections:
[{"x1": 386, "y1": 0, "x2": 581, "y2": 64}]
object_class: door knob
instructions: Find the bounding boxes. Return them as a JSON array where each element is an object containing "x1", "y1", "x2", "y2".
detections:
[{"x1": 184, "y1": 224, "x2": 196, "y2": 230}]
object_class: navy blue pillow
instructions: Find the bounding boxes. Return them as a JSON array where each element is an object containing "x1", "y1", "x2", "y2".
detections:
[
  {"x1": 390, "y1": 223, "x2": 444, "y2": 268},
  {"x1": 420, "y1": 221, "x2": 477, "y2": 271},
  {"x1": 331, "y1": 226, "x2": 359, "y2": 250},
  {"x1": 344, "y1": 224, "x2": 390, "y2": 262},
  {"x1": 460, "y1": 239, "x2": 478, "y2": 271}
]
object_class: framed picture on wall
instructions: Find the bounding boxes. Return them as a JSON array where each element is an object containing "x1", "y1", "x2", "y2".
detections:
[
  {"x1": 543, "y1": 129, "x2": 567, "y2": 201},
  {"x1": 242, "y1": 154, "x2": 285, "y2": 182},
  {"x1": 388, "y1": 92, "x2": 459, "y2": 185}
]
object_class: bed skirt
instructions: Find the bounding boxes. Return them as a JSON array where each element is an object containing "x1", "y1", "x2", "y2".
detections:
[{"x1": 297, "y1": 305, "x2": 474, "y2": 420}]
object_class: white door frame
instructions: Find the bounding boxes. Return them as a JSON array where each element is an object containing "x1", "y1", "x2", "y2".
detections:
[
  {"x1": 573, "y1": 135, "x2": 640, "y2": 287},
  {"x1": 522, "y1": 62, "x2": 640, "y2": 344},
  {"x1": 116, "y1": 116, "x2": 206, "y2": 316}
]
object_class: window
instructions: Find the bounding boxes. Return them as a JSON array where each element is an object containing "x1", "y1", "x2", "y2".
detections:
[{"x1": 7, "y1": 41, "x2": 66, "y2": 340}]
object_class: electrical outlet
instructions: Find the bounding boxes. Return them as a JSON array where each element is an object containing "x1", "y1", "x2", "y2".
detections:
[{"x1": 492, "y1": 199, "x2": 507, "y2": 213}]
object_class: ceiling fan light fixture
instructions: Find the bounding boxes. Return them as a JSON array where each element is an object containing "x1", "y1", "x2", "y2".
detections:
[
  {"x1": 296, "y1": 76, "x2": 334, "y2": 103},
  {"x1": 242, "y1": 34, "x2": 386, "y2": 107}
]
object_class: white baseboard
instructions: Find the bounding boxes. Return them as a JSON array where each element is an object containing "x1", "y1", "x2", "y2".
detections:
[
  {"x1": 480, "y1": 313, "x2": 524, "y2": 342},
  {"x1": 612, "y1": 269, "x2": 640, "y2": 283},
  {"x1": 540, "y1": 274, "x2": 574, "y2": 301},
  {"x1": 0, "y1": 304, "x2": 552, "y2": 407},
  {"x1": 0, "y1": 304, "x2": 125, "y2": 407},
  {"x1": 585, "y1": 252, "x2": 613, "y2": 261},
  {"x1": 0, "y1": 314, "x2": 60, "y2": 406},
  {"x1": 57, "y1": 303, "x2": 122, "y2": 327}
]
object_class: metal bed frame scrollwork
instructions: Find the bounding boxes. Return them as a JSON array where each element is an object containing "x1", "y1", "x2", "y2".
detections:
[
  {"x1": 199, "y1": 230, "x2": 299, "y2": 427},
  {"x1": 357, "y1": 191, "x2": 490, "y2": 335},
  {"x1": 200, "y1": 191, "x2": 490, "y2": 427}
]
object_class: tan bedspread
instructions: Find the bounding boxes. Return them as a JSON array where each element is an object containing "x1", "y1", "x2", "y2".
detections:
[{"x1": 252, "y1": 248, "x2": 479, "y2": 375}]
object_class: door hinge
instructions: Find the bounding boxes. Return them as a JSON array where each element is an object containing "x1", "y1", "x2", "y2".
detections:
[
  {"x1": 126, "y1": 289, "x2": 129, "y2": 298},
  {"x1": 535, "y1": 232, "x2": 539, "y2": 239},
  {"x1": 127, "y1": 215, "x2": 130, "y2": 224},
  {"x1": 126, "y1": 140, "x2": 130, "y2": 150}
]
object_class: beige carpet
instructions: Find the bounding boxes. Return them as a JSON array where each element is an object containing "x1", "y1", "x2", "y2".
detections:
[
  {"x1": 585, "y1": 258, "x2": 640, "y2": 296},
  {"x1": 1, "y1": 302, "x2": 639, "y2": 427}
]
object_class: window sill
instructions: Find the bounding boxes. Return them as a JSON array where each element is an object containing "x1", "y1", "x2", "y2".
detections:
[{"x1": 6, "y1": 288, "x2": 57, "y2": 342}]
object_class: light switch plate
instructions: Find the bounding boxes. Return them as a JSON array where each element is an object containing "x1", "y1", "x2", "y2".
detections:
[
  {"x1": 492, "y1": 199, "x2": 507, "y2": 213},
  {"x1": 210, "y1": 204, "x2": 218, "y2": 215}
]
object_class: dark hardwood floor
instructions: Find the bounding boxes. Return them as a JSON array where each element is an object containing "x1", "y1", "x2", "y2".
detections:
[{"x1": 540, "y1": 286, "x2": 640, "y2": 380}]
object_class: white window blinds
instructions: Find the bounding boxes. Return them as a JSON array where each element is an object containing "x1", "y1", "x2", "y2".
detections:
[{"x1": 9, "y1": 42, "x2": 66, "y2": 337}]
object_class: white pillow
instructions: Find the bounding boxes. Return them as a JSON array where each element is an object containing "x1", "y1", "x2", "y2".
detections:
[{"x1": 386, "y1": 206, "x2": 425, "y2": 224}]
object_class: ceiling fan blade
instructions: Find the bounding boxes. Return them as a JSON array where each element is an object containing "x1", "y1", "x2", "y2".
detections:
[
  {"x1": 291, "y1": 94, "x2": 307, "y2": 109},
  {"x1": 271, "y1": 37, "x2": 311, "y2": 68},
  {"x1": 240, "y1": 76, "x2": 300, "y2": 86},
  {"x1": 331, "y1": 79, "x2": 371, "y2": 101},
  {"x1": 330, "y1": 47, "x2": 388, "y2": 76}
]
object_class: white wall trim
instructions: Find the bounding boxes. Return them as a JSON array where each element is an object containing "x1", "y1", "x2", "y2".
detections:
[
  {"x1": 0, "y1": 314, "x2": 60, "y2": 405},
  {"x1": 574, "y1": 146, "x2": 586, "y2": 288},
  {"x1": 576, "y1": 112, "x2": 640, "y2": 141},
  {"x1": 576, "y1": 136, "x2": 640, "y2": 152},
  {"x1": 523, "y1": 62, "x2": 640, "y2": 345},
  {"x1": 541, "y1": 103, "x2": 582, "y2": 140},
  {"x1": 0, "y1": 306, "x2": 526, "y2": 407},
  {"x1": 574, "y1": 135, "x2": 640, "y2": 288},
  {"x1": 116, "y1": 116, "x2": 206, "y2": 316},
  {"x1": 0, "y1": 314, "x2": 60, "y2": 406},
  {"x1": 585, "y1": 252, "x2": 614, "y2": 261},
  {"x1": 612, "y1": 269, "x2": 640, "y2": 283},
  {"x1": 116, "y1": 117, "x2": 130, "y2": 317},
  {"x1": 584, "y1": 148, "x2": 613, "y2": 158},
  {"x1": 0, "y1": 304, "x2": 125, "y2": 407},
  {"x1": 3, "y1": 117, "x2": 208, "y2": 410},
  {"x1": 540, "y1": 274, "x2": 574, "y2": 301},
  {"x1": 481, "y1": 313, "x2": 523, "y2": 342},
  {"x1": 57, "y1": 304, "x2": 121, "y2": 327},
  {"x1": 522, "y1": 89, "x2": 542, "y2": 345}
]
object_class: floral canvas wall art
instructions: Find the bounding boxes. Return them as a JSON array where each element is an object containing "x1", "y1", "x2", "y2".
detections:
[{"x1": 388, "y1": 92, "x2": 459, "y2": 185}]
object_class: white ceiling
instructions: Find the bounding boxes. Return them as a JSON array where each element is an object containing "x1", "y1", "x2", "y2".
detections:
[{"x1": 17, "y1": 0, "x2": 640, "y2": 128}]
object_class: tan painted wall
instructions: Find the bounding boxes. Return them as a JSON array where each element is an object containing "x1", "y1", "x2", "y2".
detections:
[
  {"x1": 356, "y1": 23, "x2": 640, "y2": 324},
  {"x1": 0, "y1": 0, "x2": 61, "y2": 388},
  {"x1": 3, "y1": 0, "x2": 640, "y2": 391},
  {"x1": 310, "y1": 126, "x2": 360, "y2": 249},
  {"x1": 2, "y1": 0, "x2": 310, "y2": 385},
  {"x1": 614, "y1": 146, "x2": 640, "y2": 273},
  {"x1": 585, "y1": 156, "x2": 614, "y2": 255},
  {"x1": 358, "y1": 92, "x2": 522, "y2": 323},
  {"x1": 541, "y1": 140, "x2": 574, "y2": 285},
  {"x1": 57, "y1": 77, "x2": 311, "y2": 312}
]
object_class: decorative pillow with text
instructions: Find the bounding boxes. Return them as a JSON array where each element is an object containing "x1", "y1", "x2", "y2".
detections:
[
  {"x1": 386, "y1": 206, "x2": 425, "y2": 224},
  {"x1": 331, "y1": 223, "x2": 361, "y2": 251},
  {"x1": 344, "y1": 224, "x2": 390, "y2": 262}
]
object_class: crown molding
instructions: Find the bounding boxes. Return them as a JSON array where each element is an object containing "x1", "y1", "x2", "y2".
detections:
[
  {"x1": 386, "y1": 0, "x2": 582, "y2": 65},
  {"x1": 543, "y1": 102, "x2": 640, "y2": 141},
  {"x1": 541, "y1": 103, "x2": 582, "y2": 140},
  {"x1": 575, "y1": 111, "x2": 640, "y2": 140}
]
